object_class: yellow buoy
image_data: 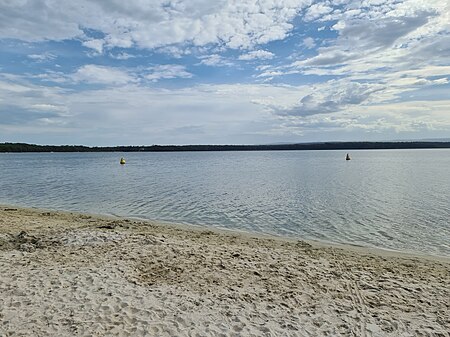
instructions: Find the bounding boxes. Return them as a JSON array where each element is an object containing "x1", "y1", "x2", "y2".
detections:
[{"x1": 120, "y1": 157, "x2": 126, "y2": 165}]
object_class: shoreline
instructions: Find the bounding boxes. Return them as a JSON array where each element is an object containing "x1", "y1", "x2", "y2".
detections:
[
  {"x1": 2, "y1": 203, "x2": 449, "y2": 263},
  {"x1": 1, "y1": 205, "x2": 449, "y2": 336},
  {"x1": 2, "y1": 141, "x2": 450, "y2": 153}
]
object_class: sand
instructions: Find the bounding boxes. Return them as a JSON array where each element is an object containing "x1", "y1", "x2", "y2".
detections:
[{"x1": 0, "y1": 206, "x2": 449, "y2": 337}]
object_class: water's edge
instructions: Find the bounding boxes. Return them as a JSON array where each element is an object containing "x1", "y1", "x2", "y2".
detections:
[{"x1": 3, "y1": 202, "x2": 449, "y2": 262}]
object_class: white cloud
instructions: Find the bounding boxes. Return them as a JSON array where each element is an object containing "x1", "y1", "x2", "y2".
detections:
[
  {"x1": 0, "y1": 0, "x2": 312, "y2": 50},
  {"x1": 198, "y1": 54, "x2": 234, "y2": 67},
  {"x1": 0, "y1": 0, "x2": 84, "y2": 41},
  {"x1": 104, "y1": 34, "x2": 133, "y2": 49},
  {"x1": 257, "y1": 70, "x2": 285, "y2": 78},
  {"x1": 296, "y1": 1, "x2": 448, "y2": 72},
  {"x1": 0, "y1": 74, "x2": 71, "y2": 127},
  {"x1": 0, "y1": 74, "x2": 301, "y2": 144},
  {"x1": 110, "y1": 52, "x2": 135, "y2": 60},
  {"x1": 239, "y1": 50, "x2": 274, "y2": 61},
  {"x1": 2, "y1": 72, "x2": 450, "y2": 144},
  {"x1": 304, "y1": 3, "x2": 333, "y2": 22},
  {"x1": 71, "y1": 65, "x2": 136, "y2": 85},
  {"x1": 298, "y1": 12, "x2": 434, "y2": 69},
  {"x1": 27, "y1": 53, "x2": 57, "y2": 62},
  {"x1": 274, "y1": 99, "x2": 450, "y2": 141},
  {"x1": 31, "y1": 104, "x2": 68, "y2": 113},
  {"x1": 272, "y1": 0, "x2": 450, "y2": 119},
  {"x1": 156, "y1": 46, "x2": 191, "y2": 58},
  {"x1": 32, "y1": 71, "x2": 68, "y2": 84},
  {"x1": 82, "y1": 39, "x2": 105, "y2": 54},
  {"x1": 145, "y1": 65, "x2": 193, "y2": 82},
  {"x1": 302, "y1": 37, "x2": 315, "y2": 49},
  {"x1": 277, "y1": 80, "x2": 385, "y2": 116}
]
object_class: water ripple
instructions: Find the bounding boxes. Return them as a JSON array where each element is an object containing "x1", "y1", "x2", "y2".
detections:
[{"x1": 1, "y1": 150, "x2": 449, "y2": 257}]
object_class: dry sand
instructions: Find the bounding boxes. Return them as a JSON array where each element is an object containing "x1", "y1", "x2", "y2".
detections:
[{"x1": 0, "y1": 206, "x2": 449, "y2": 337}]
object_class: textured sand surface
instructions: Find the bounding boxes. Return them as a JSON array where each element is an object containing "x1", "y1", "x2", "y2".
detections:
[{"x1": 0, "y1": 206, "x2": 449, "y2": 336}]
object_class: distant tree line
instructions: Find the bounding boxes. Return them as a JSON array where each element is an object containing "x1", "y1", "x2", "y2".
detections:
[
  {"x1": 0, "y1": 143, "x2": 91, "y2": 152},
  {"x1": 1, "y1": 141, "x2": 450, "y2": 153}
]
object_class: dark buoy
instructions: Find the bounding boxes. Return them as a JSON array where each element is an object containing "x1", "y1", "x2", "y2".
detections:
[{"x1": 345, "y1": 153, "x2": 351, "y2": 161}]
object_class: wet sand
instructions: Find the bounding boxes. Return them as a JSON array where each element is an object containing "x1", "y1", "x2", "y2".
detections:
[{"x1": 0, "y1": 206, "x2": 449, "y2": 336}]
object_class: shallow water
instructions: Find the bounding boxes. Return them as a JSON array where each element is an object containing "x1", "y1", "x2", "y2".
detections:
[{"x1": 0, "y1": 149, "x2": 449, "y2": 256}]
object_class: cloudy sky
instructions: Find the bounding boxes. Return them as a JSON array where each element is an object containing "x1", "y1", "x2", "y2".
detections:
[{"x1": 0, "y1": 0, "x2": 449, "y2": 145}]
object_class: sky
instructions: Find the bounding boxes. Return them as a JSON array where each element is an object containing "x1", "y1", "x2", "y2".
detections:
[{"x1": 0, "y1": 0, "x2": 449, "y2": 146}]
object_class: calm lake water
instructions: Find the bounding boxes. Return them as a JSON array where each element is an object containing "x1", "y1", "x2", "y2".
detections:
[{"x1": 0, "y1": 150, "x2": 449, "y2": 257}]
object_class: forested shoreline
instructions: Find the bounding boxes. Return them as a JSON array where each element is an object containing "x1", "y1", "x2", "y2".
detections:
[{"x1": 1, "y1": 141, "x2": 450, "y2": 153}]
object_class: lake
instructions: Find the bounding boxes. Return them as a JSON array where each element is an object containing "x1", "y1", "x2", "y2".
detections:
[{"x1": 0, "y1": 150, "x2": 449, "y2": 257}]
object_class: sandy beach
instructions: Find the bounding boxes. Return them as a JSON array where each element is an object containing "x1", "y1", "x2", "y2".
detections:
[{"x1": 0, "y1": 206, "x2": 449, "y2": 336}]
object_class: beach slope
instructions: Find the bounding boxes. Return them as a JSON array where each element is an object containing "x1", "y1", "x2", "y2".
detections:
[{"x1": 0, "y1": 207, "x2": 449, "y2": 336}]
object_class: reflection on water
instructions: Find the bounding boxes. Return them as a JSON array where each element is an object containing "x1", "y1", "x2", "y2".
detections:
[{"x1": 1, "y1": 150, "x2": 449, "y2": 257}]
